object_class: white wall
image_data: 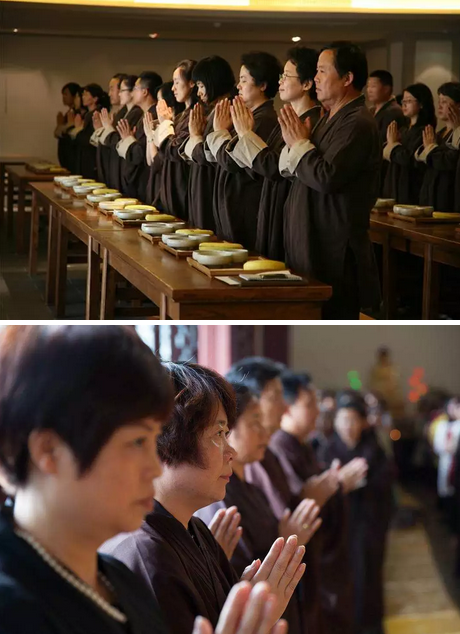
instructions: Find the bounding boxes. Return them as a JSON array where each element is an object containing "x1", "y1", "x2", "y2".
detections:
[
  {"x1": 289, "y1": 325, "x2": 460, "y2": 398},
  {"x1": 0, "y1": 33, "x2": 292, "y2": 162}
]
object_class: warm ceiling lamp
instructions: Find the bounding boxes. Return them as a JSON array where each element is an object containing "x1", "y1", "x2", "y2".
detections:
[
  {"x1": 149, "y1": 32, "x2": 159, "y2": 38},
  {"x1": 292, "y1": 36, "x2": 301, "y2": 42}
]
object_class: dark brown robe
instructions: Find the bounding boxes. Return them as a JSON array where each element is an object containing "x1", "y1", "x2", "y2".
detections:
[
  {"x1": 383, "y1": 124, "x2": 426, "y2": 204},
  {"x1": 146, "y1": 153, "x2": 164, "y2": 207},
  {"x1": 370, "y1": 99, "x2": 407, "y2": 196},
  {"x1": 122, "y1": 105, "x2": 157, "y2": 202},
  {"x1": 97, "y1": 105, "x2": 127, "y2": 187},
  {"x1": 75, "y1": 110, "x2": 100, "y2": 179},
  {"x1": 102, "y1": 106, "x2": 143, "y2": 193},
  {"x1": 185, "y1": 109, "x2": 218, "y2": 233},
  {"x1": 245, "y1": 447, "x2": 323, "y2": 634},
  {"x1": 100, "y1": 501, "x2": 238, "y2": 634},
  {"x1": 154, "y1": 110, "x2": 192, "y2": 221},
  {"x1": 253, "y1": 106, "x2": 322, "y2": 261},
  {"x1": 456, "y1": 149, "x2": 460, "y2": 212},
  {"x1": 283, "y1": 95, "x2": 381, "y2": 318},
  {"x1": 319, "y1": 431, "x2": 394, "y2": 634},
  {"x1": 212, "y1": 100, "x2": 278, "y2": 250},
  {"x1": 0, "y1": 506, "x2": 168, "y2": 634},
  {"x1": 419, "y1": 128, "x2": 459, "y2": 212},
  {"x1": 195, "y1": 473, "x2": 307, "y2": 634},
  {"x1": 269, "y1": 430, "x2": 354, "y2": 634}
]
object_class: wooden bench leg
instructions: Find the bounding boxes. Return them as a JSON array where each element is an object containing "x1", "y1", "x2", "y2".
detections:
[
  {"x1": 86, "y1": 237, "x2": 101, "y2": 320},
  {"x1": 7, "y1": 177, "x2": 14, "y2": 235},
  {"x1": 422, "y1": 243, "x2": 439, "y2": 320},
  {"x1": 55, "y1": 217, "x2": 68, "y2": 318},
  {"x1": 382, "y1": 234, "x2": 397, "y2": 319},
  {"x1": 100, "y1": 248, "x2": 116, "y2": 320},
  {"x1": 28, "y1": 192, "x2": 40, "y2": 276},
  {"x1": 16, "y1": 183, "x2": 26, "y2": 253},
  {"x1": 45, "y1": 207, "x2": 58, "y2": 305}
]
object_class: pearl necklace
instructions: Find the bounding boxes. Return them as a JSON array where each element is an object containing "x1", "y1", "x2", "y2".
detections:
[{"x1": 15, "y1": 528, "x2": 128, "y2": 624}]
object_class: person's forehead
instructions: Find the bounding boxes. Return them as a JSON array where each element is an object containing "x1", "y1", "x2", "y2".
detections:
[{"x1": 318, "y1": 50, "x2": 335, "y2": 65}]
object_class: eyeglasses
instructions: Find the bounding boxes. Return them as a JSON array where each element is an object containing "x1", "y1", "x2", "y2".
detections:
[{"x1": 279, "y1": 73, "x2": 300, "y2": 81}]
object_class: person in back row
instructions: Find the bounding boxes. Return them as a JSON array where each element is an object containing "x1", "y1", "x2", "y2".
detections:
[{"x1": 278, "y1": 41, "x2": 381, "y2": 319}]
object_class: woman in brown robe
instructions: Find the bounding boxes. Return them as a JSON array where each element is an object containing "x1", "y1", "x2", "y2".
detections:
[
  {"x1": 150, "y1": 60, "x2": 198, "y2": 220},
  {"x1": 383, "y1": 82, "x2": 436, "y2": 204},
  {"x1": 196, "y1": 383, "x2": 322, "y2": 634},
  {"x1": 180, "y1": 56, "x2": 236, "y2": 232},
  {"x1": 206, "y1": 52, "x2": 281, "y2": 249},
  {"x1": 319, "y1": 392, "x2": 394, "y2": 634},
  {"x1": 72, "y1": 84, "x2": 110, "y2": 179},
  {"x1": 416, "y1": 82, "x2": 460, "y2": 212},
  {"x1": 101, "y1": 362, "x2": 306, "y2": 634}
]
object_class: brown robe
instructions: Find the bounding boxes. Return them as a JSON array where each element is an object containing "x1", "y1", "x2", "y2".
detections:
[
  {"x1": 0, "y1": 506, "x2": 168, "y2": 634},
  {"x1": 370, "y1": 99, "x2": 407, "y2": 196},
  {"x1": 185, "y1": 109, "x2": 218, "y2": 233},
  {"x1": 146, "y1": 153, "x2": 164, "y2": 208},
  {"x1": 456, "y1": 149, "x2": 460, "y2": 212},
  {"x1": 102, "y1": 105, "x2": 143, "y2": 193},
  {"x1": 283, "y1": 95, "x2": 381, "y2": 318},
  {"x1": 97, "y1": 105, "x2": 127, "y2": 187},
  {"x1": 122, "y1": 104, "x2": 157, "y2": 202},
  {"x1": 319, "y1": 431, "x2": 394, "y2": 634},
  {"x1": 100, "y1": 501, "x2": 238, "y2": 634},
  {"x1": 270, "y1": 430, "x2": 354, "y2": 634},
  {"x1": 212, "y1": 100, "x2": 278, "y2": 250},
  {"x1": 419, "y1": 128, "x2": 459, "y2": 212},
  {"x1": 383, "y1": 123, "x2": 426, "y2": 204},
  {"x1": 154, "y1": 110, "x2": 192, "y2": 221},
  {"x1": 195, "y1": 473, "x2": 308, "y2": 634},
  {"x1": 245, "y1": 447, "x2": 323, "y2": 634},
  {"x1": 75, "y1": 110, "x2": 100, "y2": 179},
  {"x1": 253, "y1": 106, "x2": 322, "y2": 261}
]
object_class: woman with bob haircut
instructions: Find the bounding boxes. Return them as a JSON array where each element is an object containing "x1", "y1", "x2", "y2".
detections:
[
  {"x1": 102, "y1": 362, "x2": 307, "y2": 634},
  {"x1": 0, "y1": 326, "x2": 288, "y2": 634},
  {"x1": 206, "y1": 51, "x2": 282, "y2": 249},
  {"x1": 196, "y1": 382, "x2": 322, "y2": 634},
  {"x1": 180, "y1": 55, "x2": 236, "y2": 232}
]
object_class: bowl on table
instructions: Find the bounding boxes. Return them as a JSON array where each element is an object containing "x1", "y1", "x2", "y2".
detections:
[
  {"x1": 192, "y1": 250, "x2": 234, "y2": 266},
  {"x1": 113, "y1": 210, "x2": 145, "y2": 220},
  {"x1": 141, "y1": 223, "x2": 175, "y2": 236}
]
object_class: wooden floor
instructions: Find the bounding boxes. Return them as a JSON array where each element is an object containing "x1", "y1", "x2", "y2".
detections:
[{"x1": 385, "y1": 492, "x2": 460, "y2": 634}]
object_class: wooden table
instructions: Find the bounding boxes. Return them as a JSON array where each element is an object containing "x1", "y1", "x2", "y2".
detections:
[
  {"x1": 0, "y1": 156, "x2": 42, "y2": 226},
  {"x1": 32, "y1": 182, "x2": 332, "y2": 321},
  {"x1": 5, "y1": 164, "x2": 68, "y2": 253},
  {"x1": 370, "y1": 214, "x2": 460, "y2": 319}
]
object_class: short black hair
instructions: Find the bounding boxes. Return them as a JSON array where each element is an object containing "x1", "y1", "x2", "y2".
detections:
[
  {"x1": 369, "y1": 70, "x2": 394, "y2": 89},
  {"x1": 112, "y1": 73, "x2": 128, "y2": 88},
  {"x1": 321, "y1": 41, "x2": 368, "y2": 91},
  {"x1": 225, "y1": 357, "x2": 285, "y2": 398},
  {"x1": 121, "y1": 74, "x2": 138, "y2": 92},
  {"x1": 82, "y1": 83, "x2": 110, "y2": 110},
  {"x1": 287, "y1": 47, "x2": 319, "y2": 101},
  {"x1": 192, "y1": 56, "x2": 235, "y2": 105},
  {"x1": 240, "y1": 51, "x2": 283, "y2": 99},
  {"x1": 336, "y1": 390, "x2": 367, "y2": 418},
  {"x1": 438, "y1": 82, "x2": 460, "y2": 104},
  {"x1": 156, "y1": 81, "x2": 185, "y2": 115},
  {"x1": 138, "y1": 71, "x2": 164, "y2": 98},
  {"x1": 0, "y1": 326, "x2": 173, "y2": 486},
  {"x1": 404, "y1": 82, "x2": 436, "y2": 128},
  {"x1": 280, "y1": 371, "x2": 313, "y2": 405},
  {"x1": 158, "y1": 362, "x2": 236, "y2": 468},
  {"x1": 62, "y1": 82, "x2": 81, "y2": 96},
  {"x1": 229, "y1": 382, "x2": 255, "y2": 420}
]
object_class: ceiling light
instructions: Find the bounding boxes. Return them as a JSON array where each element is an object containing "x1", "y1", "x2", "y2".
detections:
[
  {"x1": 13, "y1": 28, "x2": 19, "y2": 33},
  {"x1": 292, "y1": 36, "x2": 301, "y2": 42},
  {"x1": 149, "y1": 33, "x2": 159, "y2": 38}
]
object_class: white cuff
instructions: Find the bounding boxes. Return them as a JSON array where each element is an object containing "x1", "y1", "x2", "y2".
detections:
[
  {"x1": 415, "y1": 143, "x2": 438, "y2": 163},
  {"x1": 224, "y1": 137, "x2": 248, "y2": 169},
  {"x1": 206, "y1": 130, "x2": 232, "y2": 159},
  {"x1": 230, "y1": 131, "x2": 268, "y2": 168},
  {"x1": 287, "y1": 139, "x2": 316, "y2": 173},
  {"x1": 100, "y1": 125, "x2": 116, "y2": 145},
  {"x1": 279, "y1": 145, "x2": 292, "y2": 177},
  {"x1": 383, "y1": 141, "x2": 402, "y2": 162},
  {"x1": 117, "y1": 135, "x2": 137, "y2": 159},
  {"x1": 90, "y1": 129, "x2": 103, "y2": 147},
  {"x1": 154, "y1": 120, "x2": 174, "y2": 148},
  {"x1": 450, "y1": 126, "x2": 460, "y2": 149},
  {"x1": 183, "y1": 136, "x2": 203, "y2": 161}
]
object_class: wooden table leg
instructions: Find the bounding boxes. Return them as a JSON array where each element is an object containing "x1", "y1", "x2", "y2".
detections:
[
  {"x1": 46, "y1": 206, "x2": 58, "y2": 305},
  {"x1": 100, "y1": 248, "x2": 116, "y2": 320},
  {"x1": 0, "y1": 165, "x2": 5, "y2": 226},
  {"x1": 16, "y1": 182, "x2": 26, "y2": 253},
  {"x1": 382, "y1": 234, "x2": 397, "y2": 319},
  {"x1": 160, "y1": 294, "x2": 168, "y2": 320},
  {"x1": 55, "y1": 216, "x2": 68, "y2": 318},
  {"x1": 6, "y1": 175, "x2": 14, "y2": 235},
  {"x1": 28, "y1": 192, "x2": 40, "y2": 276},
  {"x1": 422, "y1": 243, "x2": 439, "y2": 320},
  {"x1": 86, "y1": 237, "x2": 101, "y2": 320}
]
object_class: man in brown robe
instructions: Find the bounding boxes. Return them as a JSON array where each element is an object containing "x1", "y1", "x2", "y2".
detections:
[
  {"x1": 279, "y1": 41, "x2": 381, "y2": 320},
  {"x1": 116, "y1": 71, "x2": 162, "y2": 201}
]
